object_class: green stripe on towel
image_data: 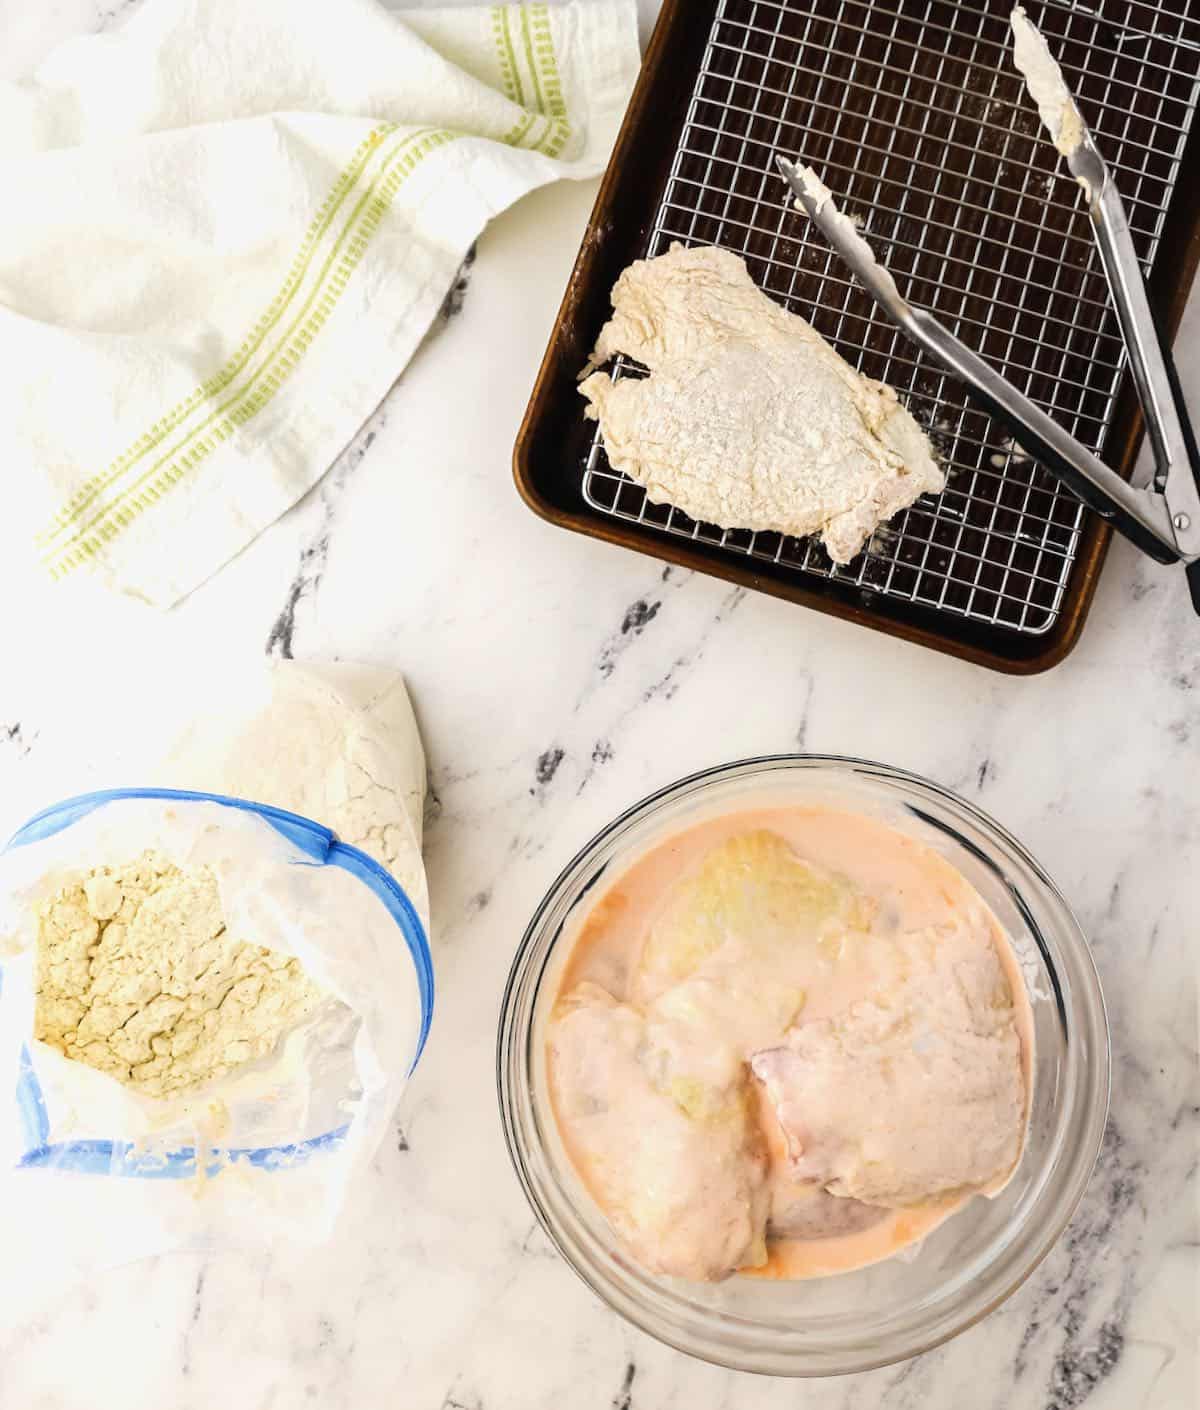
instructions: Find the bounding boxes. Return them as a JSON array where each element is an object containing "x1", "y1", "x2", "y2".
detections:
[{"x1": 45, "y1": 128, "x2": 459, "y2": 579}]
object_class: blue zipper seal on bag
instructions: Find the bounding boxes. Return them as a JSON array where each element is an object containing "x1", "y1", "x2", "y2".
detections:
[{"x1": 3, "y1": 788, "x2": 434, "y2": 1179}]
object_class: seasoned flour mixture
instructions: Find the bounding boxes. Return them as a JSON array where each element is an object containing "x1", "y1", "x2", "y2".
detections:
[
  {"x1": 580, "y1": 244, "x2": 944, "y2": 563},
  {"x1": 35, "y1": 853, "x2": 322, "y2": 1098}
]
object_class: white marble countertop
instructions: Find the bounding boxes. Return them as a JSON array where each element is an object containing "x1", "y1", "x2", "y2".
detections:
[{"x1": 1, "y1": 2, "x2": 1196, "y2": 1407}]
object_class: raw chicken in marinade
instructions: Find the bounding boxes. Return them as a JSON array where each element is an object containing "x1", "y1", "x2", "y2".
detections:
[{"x1": 548, "y1": 981, "x2": 769, "y2": 1282}]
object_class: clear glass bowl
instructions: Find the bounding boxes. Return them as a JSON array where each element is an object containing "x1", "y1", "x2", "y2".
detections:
[{"x1": 497, "y1": 756, "x2": 1110, "y2": 1376}]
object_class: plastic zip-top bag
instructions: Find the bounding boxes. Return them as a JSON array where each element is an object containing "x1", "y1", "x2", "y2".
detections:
[{"x1": 0, "y1": 786, "x2": 432, "y2": 1276}]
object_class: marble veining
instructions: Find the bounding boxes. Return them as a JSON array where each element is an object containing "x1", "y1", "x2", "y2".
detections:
[
  {"x1": 0, "y1": 1, "x2": 1195, "y2": 1407},
  {"x1": 263, "y1": 246, "x2": 480, "y2": 659},
  {"x1": 266, "y1": 412, "x2": 388, "y2": 660},
  {"x1": 440, "y1": 246, "x2": 478, "y2": 324}
]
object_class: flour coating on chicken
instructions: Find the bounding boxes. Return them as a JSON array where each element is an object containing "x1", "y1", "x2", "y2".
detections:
[{"x1": 580, "y1": 244, "x2": 944, "y2": 563}]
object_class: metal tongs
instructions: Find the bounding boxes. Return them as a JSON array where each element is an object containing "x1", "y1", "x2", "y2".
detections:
[{"x1": 776, "y1": 9, "x2": 1200, "y2": 611}]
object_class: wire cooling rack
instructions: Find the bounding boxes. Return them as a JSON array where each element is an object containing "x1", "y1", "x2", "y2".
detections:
[{"x1": 581, "y1": 0, "x2": 1200, "y2": 636}]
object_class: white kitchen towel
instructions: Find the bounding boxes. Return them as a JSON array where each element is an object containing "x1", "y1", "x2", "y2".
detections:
[{"x1": 0, "y1": 0, "x2": 639, "y2": 606}]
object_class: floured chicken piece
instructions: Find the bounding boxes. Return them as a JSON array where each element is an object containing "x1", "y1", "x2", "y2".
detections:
[
  {"x1": 752, "y1": 927, "x2": 1025, "y2": 1207},
  {"x1": 548, "y1": 981, "x2": 768, "y2": 1281},
  {"x1": 580, "y1": 244, "x2": 944, "y2": 563}
]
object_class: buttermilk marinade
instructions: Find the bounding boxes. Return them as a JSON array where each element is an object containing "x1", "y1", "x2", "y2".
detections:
[{"x1": 545, "y1": 807, "x2": 1032, "y2": 1281}]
